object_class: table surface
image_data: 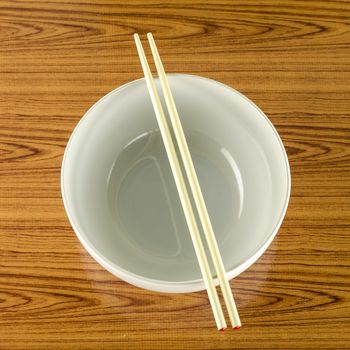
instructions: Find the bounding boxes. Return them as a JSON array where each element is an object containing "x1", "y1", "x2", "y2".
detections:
[{"x1": 1, "y1": 1, "x2": 349, "y2": 349}]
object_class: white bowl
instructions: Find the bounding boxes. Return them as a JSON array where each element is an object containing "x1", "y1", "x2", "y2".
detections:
[{"x1": 61, "y1": 74, "x2": 290, "y2": 293}]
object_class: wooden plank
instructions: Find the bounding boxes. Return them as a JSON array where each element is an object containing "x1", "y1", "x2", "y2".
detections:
[{"x1": 0, "y1": 0, "x2": 349, "y2": 349}]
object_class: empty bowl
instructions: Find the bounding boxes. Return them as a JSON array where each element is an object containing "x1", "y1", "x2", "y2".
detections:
[{"x1": 61, "y1": 74, "x2": 290, "y2": 293}]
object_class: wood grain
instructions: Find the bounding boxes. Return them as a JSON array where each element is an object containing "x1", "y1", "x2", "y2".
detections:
[{"x1": 1, "y1": 0, "x2": 349, "y2": 349}]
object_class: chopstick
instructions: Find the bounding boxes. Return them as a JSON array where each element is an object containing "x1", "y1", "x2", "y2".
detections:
[
  {"x1": 134, "y1": 33, "x2": 227, "y2": 331},
  {"x1": 134, "y1": 33, "x2": 241, "y2": 330},
  {"x1": 146, "y1": 33, "x2": 241, "y2": 330}
]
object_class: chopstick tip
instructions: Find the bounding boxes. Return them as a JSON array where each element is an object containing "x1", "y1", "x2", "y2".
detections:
[
  {"x1": 233, "y1": 325, "x2": 241, "y2": 330},
  {"x1": 218, "y1": 327, "x2": 227, "y2": 332}
]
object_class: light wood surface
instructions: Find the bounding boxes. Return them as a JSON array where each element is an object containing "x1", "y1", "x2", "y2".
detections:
[{"x1": 1, "y1": 1, "x2": 349, "y2": 349}]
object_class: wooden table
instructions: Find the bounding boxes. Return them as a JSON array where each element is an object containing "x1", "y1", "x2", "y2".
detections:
[{"x1": 1, "y1": 1, "x2": 349, "y2": 349}]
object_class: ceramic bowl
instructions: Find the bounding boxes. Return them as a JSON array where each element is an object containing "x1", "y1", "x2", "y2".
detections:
[{"x1": 61, "y1": 74, "x2": 290, "y2": 293}]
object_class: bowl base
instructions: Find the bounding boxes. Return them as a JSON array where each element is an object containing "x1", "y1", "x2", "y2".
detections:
[{"x1": 107, "y1": 129, "x2": 243, "y2": 277}]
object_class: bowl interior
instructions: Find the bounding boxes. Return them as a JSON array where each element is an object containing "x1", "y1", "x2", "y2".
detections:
[{"x1": 62, "y1": 74, "x2": 290, "y2": 291}]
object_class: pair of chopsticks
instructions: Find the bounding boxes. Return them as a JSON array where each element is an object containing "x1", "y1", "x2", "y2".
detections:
[{"x1": 134, "y1": 33, "x2": 241, "y2": 331}]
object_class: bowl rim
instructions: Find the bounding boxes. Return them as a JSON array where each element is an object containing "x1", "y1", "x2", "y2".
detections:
[{"x1": 61, "y1": 73, "x2": 291, "y2": 293}]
